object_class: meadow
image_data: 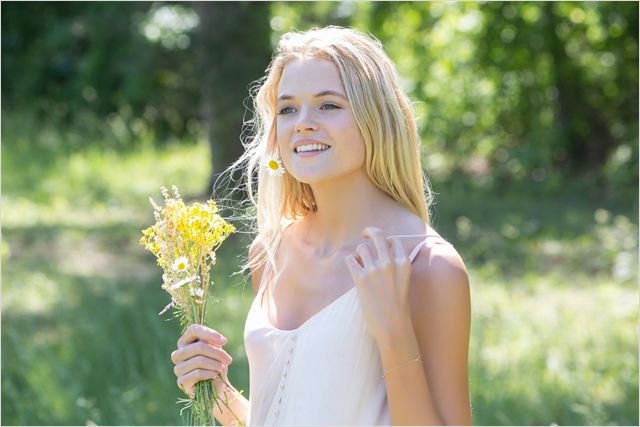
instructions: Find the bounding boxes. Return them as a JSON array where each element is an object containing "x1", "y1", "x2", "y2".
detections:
[{"x1": 2, "y1": 125, "x2": 638, "y2": 425}]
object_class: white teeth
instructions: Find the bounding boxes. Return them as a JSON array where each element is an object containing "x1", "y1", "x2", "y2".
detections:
[{"x1": 295, "y1": 144, "x2": 330, "y2": 153}]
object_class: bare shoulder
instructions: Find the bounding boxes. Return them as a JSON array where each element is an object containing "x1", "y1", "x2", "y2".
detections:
[
  {"x1": 417, "y1": 233, "x2": 468, "y2": 276},
  {"x1": 381, "y1": 204, "x2": 470, "y2": 294},
  {"x1": 410, "y1": 236, "x2": 470, "y2": 299}
]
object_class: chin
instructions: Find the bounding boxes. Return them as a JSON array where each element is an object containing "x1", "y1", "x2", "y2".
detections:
[
  {"x1": 291, "y1": 173, "x2": 332, "y2": 185},
  {"x1": 290, "y1": 168, "x2": 357, "y2": 186}
]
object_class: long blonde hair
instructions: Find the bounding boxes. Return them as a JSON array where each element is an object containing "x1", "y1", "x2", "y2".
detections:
[{"x1": 221, "y1": 26, "x2": 433, "y2": 278}]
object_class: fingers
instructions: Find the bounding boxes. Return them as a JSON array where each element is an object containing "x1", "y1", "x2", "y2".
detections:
[
  {"x1": 172, "y1": 341, "x2": 233, "y2": 396},
  {"x1": 177, "y1": 368, "x2": 221, "y2": 398},
  {"x1": 172, "y1": 341, "x2": 233, "y2": 365},
  {"x1": 174, "y1": 354, "x2": 225, "y2": 378},
  {"x1": 388, "y1": 236, "x2": 408, "y2": 263},
  {"x1": 345, "y1": 254, "x2": 364, "y2": 280},
  {"x1": 177, "y1": 324, "x2": 228, "y2": 349},
  {"x1": 362, "y1": 227, "x2": 391, "y2": 264},
  {"x1": 355, "y1": 243, "x2": 374, "y2": 268},
  {"x1": 176, "y1": 378, "x2": 194, "y2": 398}
]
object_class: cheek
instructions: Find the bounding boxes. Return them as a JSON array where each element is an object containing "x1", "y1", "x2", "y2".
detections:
[
  {"x1": 340, "y1": 121, "x2": 366, "y2": 161},
  {"x1": 275, "y1": 120, "x2": 289, "y2": 151},
  {"x1": 275, "y1": 120, "x2": 283, "y2": 146},
  {"x1": 352, "y1": 140, "x2": 366, "y2": 168}
]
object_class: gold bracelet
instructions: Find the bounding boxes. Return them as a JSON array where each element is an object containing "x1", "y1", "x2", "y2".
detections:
[{"x1": 382, "y1": 353, "x2": 422, "y2": 379}]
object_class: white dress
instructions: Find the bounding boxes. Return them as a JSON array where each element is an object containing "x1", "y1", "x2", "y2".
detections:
[{"x1": 243, "y1": 234, "x2": 436, "y2": 426}]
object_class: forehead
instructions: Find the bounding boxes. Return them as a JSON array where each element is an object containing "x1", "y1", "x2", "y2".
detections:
[{"x1": 278, "y1": 58, "x2": 345, "y2": 96}]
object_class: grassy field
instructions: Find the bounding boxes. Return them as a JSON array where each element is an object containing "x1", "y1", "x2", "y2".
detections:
[{"x1": 2, "y1": 130, "x2": 638, "y2": 425}]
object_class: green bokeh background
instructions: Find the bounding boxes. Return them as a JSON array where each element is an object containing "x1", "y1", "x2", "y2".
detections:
[{"x1": 2, "y1": 2, "x2": 638, "y2": 425}]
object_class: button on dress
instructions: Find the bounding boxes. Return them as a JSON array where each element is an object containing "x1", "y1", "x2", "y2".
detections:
[{"x1": 244, "y1": 234, "x2": 439, "y2": 426}]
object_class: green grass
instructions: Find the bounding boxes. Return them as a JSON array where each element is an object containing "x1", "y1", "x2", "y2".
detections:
[{"x1": 2, "y1": 127, "x2": 638, "y2": 425}]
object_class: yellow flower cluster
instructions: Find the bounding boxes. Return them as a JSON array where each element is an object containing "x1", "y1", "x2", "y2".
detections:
[
  {"x1": 139, "y1": 185, "x2": 234, "y2": 316},
  {"x1": 140, "y1": 185, "x2": 237, "y2": 425}
]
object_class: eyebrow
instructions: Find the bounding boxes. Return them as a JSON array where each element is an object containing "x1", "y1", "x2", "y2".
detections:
[{"x1": 277, "y1": 90, "x2": 348, "y2": 101}]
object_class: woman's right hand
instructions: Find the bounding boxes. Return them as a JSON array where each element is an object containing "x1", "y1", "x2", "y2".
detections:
[{"x1": 171, "y1": 324, "x2": 234, "y2": 398}]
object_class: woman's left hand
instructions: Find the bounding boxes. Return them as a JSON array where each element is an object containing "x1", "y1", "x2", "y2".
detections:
[{"x1": 345, "y1": 226, "x2": 413, "y2": 347}]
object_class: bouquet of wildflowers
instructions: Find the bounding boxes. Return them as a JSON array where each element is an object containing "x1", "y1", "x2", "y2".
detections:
[{"x1": 139, "y1": 185, "x2": 236, "y2": 426}]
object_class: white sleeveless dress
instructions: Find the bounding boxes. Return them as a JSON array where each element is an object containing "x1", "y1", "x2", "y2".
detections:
[{"x1": 243, "y1": 234, "x2": 436, "y2": 426}]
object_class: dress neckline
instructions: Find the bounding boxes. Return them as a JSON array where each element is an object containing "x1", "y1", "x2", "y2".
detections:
[
  {"x1": 257, "y1": 282, "x2": 357, "y2": 334},
  {"x1": 256, "y1": 233, "x2": 440, "y2": 334}
]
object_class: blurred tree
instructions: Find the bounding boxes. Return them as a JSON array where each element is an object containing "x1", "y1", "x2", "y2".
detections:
[
  {"x1": 193, "y1": 1, "x2": 271, "y2": 194},
  {"x1": 3, "y1": 1, "x2": 273, "y2": 194},
  {"x1": 270, "y1": 1, "x2": 353, "y2": 35},
  {"x1": 2, "y1": 2, "x2": 199, "y2": 146},
  {"x1": 2, "y1": 1, "x2": 637, "y2": 188},
  {"x1": 356, "y1": 1, "x2": 638, "y2": 185},
  {"x1": 475, "y1": 1, "x2": 638, "y2": 178}
]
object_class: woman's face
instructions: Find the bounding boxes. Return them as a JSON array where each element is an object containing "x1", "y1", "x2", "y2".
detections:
[{"x1": 275, "y1": 57, "x2": 366, "y2": 185}]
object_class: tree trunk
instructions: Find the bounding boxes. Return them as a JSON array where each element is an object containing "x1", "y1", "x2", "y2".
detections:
[
  {"x1": 544, "y1": 2, "x2": 613, "y2": 172},
  {"x1": 194, "y1": 2, "x2": 272, "y2": 198}
]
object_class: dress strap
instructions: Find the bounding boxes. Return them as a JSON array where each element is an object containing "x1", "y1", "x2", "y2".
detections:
[
  {"x1": 408, "y1": 240, "x2": 429, "y2": 263},
  {"x1": 387, "y1": 234, "x2": 451, "y2": 264}
]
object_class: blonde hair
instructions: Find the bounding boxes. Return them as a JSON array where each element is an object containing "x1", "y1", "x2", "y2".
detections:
[{"x1": 220, "y1": 26, "x2": 433, "y2": 279}]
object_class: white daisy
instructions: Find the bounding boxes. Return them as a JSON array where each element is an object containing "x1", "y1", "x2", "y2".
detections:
[
  {"x1": 264, "y1": 153, "x2": 285, "y2": 177},
  {"x1": 172, "y1": 256, "x2": 189, "y2": 272}
]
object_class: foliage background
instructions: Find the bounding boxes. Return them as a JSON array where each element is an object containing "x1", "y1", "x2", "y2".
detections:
[{"x1": 2, "y1": 1, "x2": 638, "y2": 425}]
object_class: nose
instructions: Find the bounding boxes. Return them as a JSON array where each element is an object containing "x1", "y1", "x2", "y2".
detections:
[{"x1": 294, "y1": 107, "x2": 318, "y2": 134}]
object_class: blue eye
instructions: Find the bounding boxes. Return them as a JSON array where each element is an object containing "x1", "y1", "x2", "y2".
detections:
[
  {"x1": 321, "y1": 103, "x2": 340, "y2": 110},
  {"x1": 278, "y1": 106, "x2": 295, "y2": 115}
]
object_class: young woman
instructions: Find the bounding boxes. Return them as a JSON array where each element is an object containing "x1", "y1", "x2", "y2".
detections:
[{"x1": 170, "y1": 26, "x2": 472, "y2": 426}]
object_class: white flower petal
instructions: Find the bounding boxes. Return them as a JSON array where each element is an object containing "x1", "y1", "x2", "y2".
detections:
[
  {"x1": 172, "y1": 256, "x2": 190, "y2": 272},
  {"x1": 170, "y1": 275, "x2": 197, "y2": 290},
  {"x1": 264, "y1": 154, "x2": 285, "y2": 177}
]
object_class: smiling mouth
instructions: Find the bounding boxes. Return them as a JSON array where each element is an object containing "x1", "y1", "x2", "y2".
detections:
[{"x1": 294, "y1": 143, "x2": 331, "y2": 153}]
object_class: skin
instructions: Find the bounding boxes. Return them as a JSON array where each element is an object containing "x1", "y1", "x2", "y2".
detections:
[{"x1": 171, "y1": 57, "x2": 472, "y2": 425}]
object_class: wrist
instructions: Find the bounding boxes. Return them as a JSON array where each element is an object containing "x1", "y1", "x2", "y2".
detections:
[
  {"x1": 213, "y1": 373, "x2": 232, "y2": 395},
  {"x1": 376, "y1": 314, "x2": 416, "y2": 353},
  {"x1": 377, "y1": 316, "x2": 421, "y2": 369}
]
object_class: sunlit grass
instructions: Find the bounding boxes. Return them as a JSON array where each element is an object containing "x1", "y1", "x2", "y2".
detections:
[
  {"x1": 2, "y1": 141, "x2": 210, "y2": 229},
  {"x1": 469, "y1": 277, "x2": 638, "y2": 425}
]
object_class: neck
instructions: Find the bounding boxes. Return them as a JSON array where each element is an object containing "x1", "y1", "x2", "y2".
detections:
[{"x1": 301, "y1": 170, "x2": 401, "y2": 256}]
